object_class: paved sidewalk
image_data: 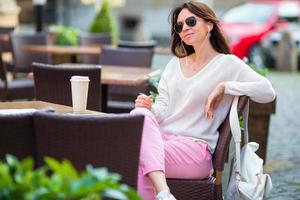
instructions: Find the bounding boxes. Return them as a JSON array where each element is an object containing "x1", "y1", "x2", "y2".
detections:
[{"x1": 265, "y1": 72, "x2": 300, "y2": 200}]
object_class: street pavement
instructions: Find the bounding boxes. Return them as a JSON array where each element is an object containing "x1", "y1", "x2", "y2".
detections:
[{"x1": 265, "y1": 72, "x2": 300, "y2": 200}]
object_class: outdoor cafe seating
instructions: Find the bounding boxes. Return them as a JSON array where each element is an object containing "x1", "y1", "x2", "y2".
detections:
[
  {"x1": 78, "y1": 32, "x2": 112, "y2": 64},
  {"x1": 0, "y1": 109, "x2": 144, "y2": 189},
  {"x1": 99, "y1": 45, "x2": 154, "y2": 113},
  {"x1": 11, "y1": 33, "x2": 52, "y2": 73},
  {"x1": 32, "y1": 62, "x2": 102, "y2": 111},
  {"x1": 0, "y1": 25, "x2": 251, "y2": 199},
  {"x1": 0, "y1": 50, "x2": 34, "y2": 101},
  {"x1": 0, "y1": 94, "x2": 249, "y2": 199}
]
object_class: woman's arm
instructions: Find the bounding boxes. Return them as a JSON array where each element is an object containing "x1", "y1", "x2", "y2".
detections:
[
  {"x1": 224, "y1": 65, "x2": 276, "y2": 103},
  {"x1": 151, "y1": 76, "x2": 170, "y2": 123},
  {"x1": 205, "y1": 56, "x2": 276, "y2": 119}
]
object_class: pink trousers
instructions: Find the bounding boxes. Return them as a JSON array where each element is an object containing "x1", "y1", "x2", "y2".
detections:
[{"x1": 130, "y1": 108, "x2": 212, "y2": 200}]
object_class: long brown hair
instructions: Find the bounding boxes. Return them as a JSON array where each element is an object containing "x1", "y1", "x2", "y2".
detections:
[{"x1": 170, "y1": 1, "x2": 230, "y2": 57}]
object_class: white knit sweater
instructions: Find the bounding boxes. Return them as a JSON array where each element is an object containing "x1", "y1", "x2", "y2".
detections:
[{"x1": 151, "y1": 54, "x2": 276, "y2": 153}]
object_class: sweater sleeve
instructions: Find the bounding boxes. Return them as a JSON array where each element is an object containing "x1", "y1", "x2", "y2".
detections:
[
  {"x1": 224, "y1": 57, "x2": 276, "y2": 103},
  {"x1": 151, "y1": 58, "x2": 174, "y2": 122}
]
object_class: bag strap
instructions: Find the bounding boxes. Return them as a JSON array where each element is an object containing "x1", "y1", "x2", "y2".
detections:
[
  {"x1": 243, "y1": 98, "x2": 249, "y2": 144},
  {"x1": 229, "y1": 96, "x2": 250, "y2": 174}
]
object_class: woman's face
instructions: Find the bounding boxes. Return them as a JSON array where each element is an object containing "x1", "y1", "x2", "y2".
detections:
[{"x1": 176, "y1": 8, "x2": 210, "y2": 46}]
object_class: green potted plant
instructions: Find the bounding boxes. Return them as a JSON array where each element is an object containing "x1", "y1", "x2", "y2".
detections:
[
  {"x1": 0, "y1": 154, "x2": 141, "y2": 200},
  {"x1": 48, "y1": 25, "x2": 80, "y2": 46},
  {"x1": 88, "y1": 0, "x2": 118, "y2": 45}
]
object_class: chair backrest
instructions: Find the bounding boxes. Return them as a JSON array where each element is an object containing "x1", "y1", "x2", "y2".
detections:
[
  {"x1": 0, "y1": 111, "x2": 36, "y2": 161},
  {"x1": 118, "y1": 40, "x2": 156, "y2": 49},
  {"x1": 0, "y1": 51, "x2": 7, "y2": 84},
  {"x1": 213, "y1": 96, "x2": 249, "y2": 171},
  {"x1": 79, "y1": 33, "x2": 112, "y2": 46},
  {"x1": 11, "y1": 33, "x2": 51, "y2": 72},
  {"x1": 166, "y1": 96, "x2": 249, "y2": 200},
  {"x1": 0, "y1": 27, "x2": 14, "y2": 52},
  {"x1": 32, "y1": 62, "x2": 102, "y2": 111},
  {"x1": 79, "y1": 33, "x2": 112, "y2": 64},
  {"x1": 99, "y1": 45, "x2": 154, "y2": 67},
  {"x1": 34, "y1": 112, "x2": 144, "y2": 189},
  {"x1": 99, "y1": 46, "x2": 154, "y2": 106},
  {"x1": 0, "y1": 51, "x2": 8, "y2": 101}
]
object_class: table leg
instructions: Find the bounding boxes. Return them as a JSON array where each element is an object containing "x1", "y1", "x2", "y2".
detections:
[
  {"x1": 70, "y1": 55, "x2": 77, "y2": 63},
  {"x1": 101, "y1": 84, "x2": 108, "y2": 112}
]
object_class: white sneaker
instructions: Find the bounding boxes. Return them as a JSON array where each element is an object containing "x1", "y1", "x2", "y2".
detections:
[{"x1": 155, "y1": 190, "x2": 176, "y2": 200}]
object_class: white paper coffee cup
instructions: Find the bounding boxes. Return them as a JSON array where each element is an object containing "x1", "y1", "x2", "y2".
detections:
[{"x1": 70, "y1": 76, "x2": 90, "y2": 113}]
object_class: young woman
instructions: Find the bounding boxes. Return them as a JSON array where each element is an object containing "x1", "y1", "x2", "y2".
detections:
[{"x1": 131, "y1": 1, "x2": 276, "y2": 200}]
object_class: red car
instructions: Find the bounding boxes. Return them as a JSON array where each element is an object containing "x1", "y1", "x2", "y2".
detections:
[{"x1": 220, "y1": 0, "x2": 300, "y2": 68}]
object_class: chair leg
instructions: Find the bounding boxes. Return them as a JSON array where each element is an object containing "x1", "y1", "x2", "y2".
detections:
[{"x1": 215, "y1": 184, "x2": 223, "y2": 200}]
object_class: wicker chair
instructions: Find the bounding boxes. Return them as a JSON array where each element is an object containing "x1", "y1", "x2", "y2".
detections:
[
  {"x1": 0, "y1": 110, "x2": 35, "y2": 160},
  {"x1": 32, "y1": 62, "x2": 102, "y2": 111},
  {"x1": 118, "y1": 40, "x2": 156, "y2": 49},
  {"x1": 0, "y1": 51, "x2": 34, "y2": 101},
  {"x1": 0, "y1": 27, "x2": 14, "y2": 72},
  {"x1": 167, "y1": 96, "x2": 249, "y2": 200},
  {"x1": 0, "y1": 108, "x2": 54, "y2": 162},
  {"x1": 11, "y1": 33, "x2": 51, "y2": 73},
  {"x1": 33, "y1": 112, "x2": 144, "y2": 189},
  {"x1": 79, "y1": 33, "x2": 112, "y2": 64},
  {"x1": 0, "y1": 27, "x2": 14, "y2": 53},
  {"x1": 99, "y1": 45, "x2": 154, "y2": 113}
]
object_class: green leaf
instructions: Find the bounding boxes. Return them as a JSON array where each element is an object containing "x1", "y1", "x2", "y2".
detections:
[
  {"x1": 44, "y1": 157, "x2": 62, "y2": 174},
  {"x1": 0, "y1": 155, "x2": 140, "y2": 200},
  {"x1": 0, "y1": 164, "x2": 12, "y2": 187},
  {"x1": 6, "y1": 154, "x2": 19, "y2": 168},
  {"x1": 61, "y1": 160, "x2": 79, "y2": 180},
  {"x1": 103, "y1": 189, "x2": 128, "y2": 200},
  {"x1": 20, "y1": 157, "x2": 34, "y2": 172}
]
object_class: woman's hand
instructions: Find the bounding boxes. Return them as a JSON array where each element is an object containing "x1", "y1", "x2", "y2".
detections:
[
  {"x1": 205, "y1": 82, "x2": 225, "y2": 119},
  {"x1": 135, "y1": 94, "x2": 153, "y2": 110}
]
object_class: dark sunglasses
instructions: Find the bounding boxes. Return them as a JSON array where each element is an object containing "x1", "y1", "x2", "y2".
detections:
[{"x1": 174, "y1": 16, "x2": 197, "y2": 34}]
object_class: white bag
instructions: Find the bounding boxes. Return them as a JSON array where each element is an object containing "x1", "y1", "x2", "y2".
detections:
[{"x1": 225, "y1": 96, "x2": 273, "y2": 200}]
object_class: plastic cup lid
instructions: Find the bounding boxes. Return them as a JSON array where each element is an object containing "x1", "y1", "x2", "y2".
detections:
[{"x1": 70, "y1": 76, "x2": 90, "y2": 82}]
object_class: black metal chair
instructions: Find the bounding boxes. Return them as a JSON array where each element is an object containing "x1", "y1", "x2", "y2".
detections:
[
  {"x1": 32, "y1": 62, "x2": 102, "y2": 111},
  {"x1": 79, "y1": 33, "x2": 112, "y2": 64},
  {"x1": 11, "y1": 33, "x2": 52, "y2": 73},
  {"x1": 0, "y1": 51, "x2": 34, "y2": 101},
  {"x1": 166, "y1": 96, "x2": 249, "y2": 200},
  {"x1": 34, "y1": 111, "x2": 144, "y2": 189},
  {"x1": 99, "y1": 45, "x2": 154, "y2": 113}
]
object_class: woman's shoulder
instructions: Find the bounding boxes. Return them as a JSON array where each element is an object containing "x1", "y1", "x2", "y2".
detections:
[
  {"x1": 163, "y1": 56, "x2": 180, "y2": 72},
  {"x1": 220, "y1": 54, "x2": 244, "y2": 63},
  {"x1": 219, "y1": 54, "x2": 249, "y2": 69},
  {"x1": 167, "y1": 56, "x2": 180, "y2": 65}
]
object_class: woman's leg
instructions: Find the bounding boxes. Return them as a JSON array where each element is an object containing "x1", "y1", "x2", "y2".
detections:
[
  {"x1": 130, "y1": 108, "x2": 168, "y2": 200},
  {"x1": 131, "y1": 108, "x2": 212, "y2": 199},
  {"x1": 163, "y1": 134, "x2": 212, "y2": 180}
]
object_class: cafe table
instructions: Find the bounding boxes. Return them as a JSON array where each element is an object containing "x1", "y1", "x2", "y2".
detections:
[
  {"x1": 59, "y1": 64, "x2": 161, "y2": 111},
  {"x1": 22, "y1": 44, "x2": 101, "y2": 63},
  {"x1": 0, "y1": 101, "x2": 105, "y2": 115},
  {"x1": 27, "y1": 64, "x2": 161, "y2": 112}
]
